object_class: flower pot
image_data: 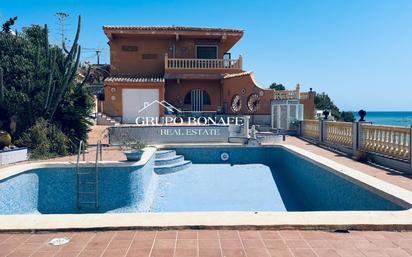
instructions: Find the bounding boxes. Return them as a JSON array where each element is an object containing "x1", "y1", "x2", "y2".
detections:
[
  {"x1": 123, "y1": 149, "x2": 143, "y2": 161},
  {"x1": 0, "y1": 131, "x2": 12, "y2": 148}
]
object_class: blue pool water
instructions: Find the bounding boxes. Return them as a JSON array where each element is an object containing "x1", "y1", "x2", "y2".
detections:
[{"x1": 0, "y1": 147, "x2": 407, "y2": 214}]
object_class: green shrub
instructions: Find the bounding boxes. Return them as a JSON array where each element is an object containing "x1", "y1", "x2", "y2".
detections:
[
  {"x1": 15, "y1": 118, "x2": 69, "y2": 159},
  {"x1": 340, "y1": 111, "x2": 356, "y2": 122}
]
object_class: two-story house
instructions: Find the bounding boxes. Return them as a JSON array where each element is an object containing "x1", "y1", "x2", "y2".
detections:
[{"x1": 102, "y1": 26, "x2": 315, "y2": 124}]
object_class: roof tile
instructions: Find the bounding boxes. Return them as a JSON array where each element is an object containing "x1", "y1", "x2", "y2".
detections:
[
  {"x1": 103, "y1": 26, "x2": 243, "y2": 33},
  {"x1": 105, "y1": 76, "x2": 165, "y2": 83},
  {"x1": 223, "y1": 71, "x2": 253, "y2": 79}
]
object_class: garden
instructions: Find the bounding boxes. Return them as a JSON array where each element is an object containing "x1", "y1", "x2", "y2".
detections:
[{"x1": 0, "y1": 16, "x2": 93, "y2": 159}]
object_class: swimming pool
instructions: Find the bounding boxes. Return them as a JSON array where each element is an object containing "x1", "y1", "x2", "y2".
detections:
[{"x1": 0, "y1": 146, "x2": 409, "y2": 215}]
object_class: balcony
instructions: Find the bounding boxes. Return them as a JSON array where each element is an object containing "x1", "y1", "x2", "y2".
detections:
[
  {"x1": 164, "y1": 54, "x2": 243, "y2": 79},
  {"x1": 274, "y1": 84, "x2": 301, "y2": 100}
]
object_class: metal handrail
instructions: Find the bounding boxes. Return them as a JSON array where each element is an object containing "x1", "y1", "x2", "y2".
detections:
[
  {"x1": 76, "y1": 140, "x2": 86, "y2": 209},
  {"x1": 94, "y1": 140, "x2": 102, "y2": 208},
  {"x1": 77, "y1": 140, "x2": 86, "y2": 163}
]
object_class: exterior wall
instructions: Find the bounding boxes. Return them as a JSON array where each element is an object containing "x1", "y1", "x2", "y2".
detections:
[
  {"x1": 110, "y1": 36, "x2": 237, "y2": 77},
  {"x1": 103, "y1": 82, "x2": 165, "y2": 119},
  {"x1": 222, "y1": 74, "x2": 274, "y2": 115},
  {"x1": 0, "y1": 148, "x2": 28, "y2": 165},
  {"x1": 164, "y1": 79, "x2": 222, "y2": 112},
  {"x1": 110, "y1": 37, "x2": 169, "y2": 77},
  {"x1": 300, "y1": 92, "x2": 316, "y2": 119}
]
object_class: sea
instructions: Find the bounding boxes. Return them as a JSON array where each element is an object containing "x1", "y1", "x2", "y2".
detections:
[{"x1": 353, "y1": 111, "x2": 412, "y2": 127}]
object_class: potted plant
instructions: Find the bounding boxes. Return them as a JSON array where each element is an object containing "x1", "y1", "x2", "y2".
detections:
[{"x1": 121, "y1": 139, "x2": 146, "y2": 162}]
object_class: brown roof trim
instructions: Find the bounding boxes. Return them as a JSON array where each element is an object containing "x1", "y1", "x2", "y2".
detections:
[
  {"x1": 223, "y1": 71, "x2": 253, "y2": 79},
  {"x1": 105, "y1": 77, "x2": 165, "y2": 83},
  {"x1": 103, "y1": 26, "x2": 243, "y2": 33}
]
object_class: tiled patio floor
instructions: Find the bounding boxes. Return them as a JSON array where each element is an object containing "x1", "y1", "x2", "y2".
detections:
[{"x1": 1, "y1": 229, "x2": 412, "y2": 257}]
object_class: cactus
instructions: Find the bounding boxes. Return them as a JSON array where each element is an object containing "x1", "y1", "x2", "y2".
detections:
[
  {"x1": 0, "y1": 67, "x2": 4, "y2": 104},
  {"x1": 44, "y1": 49, "x2": 56, "y2": 110},
  {"x1": 46, "y1": 15, "x2": 84, "y2": 120}
]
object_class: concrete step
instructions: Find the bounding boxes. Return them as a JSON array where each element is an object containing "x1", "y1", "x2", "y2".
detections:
[
  {"x1": 228, "y1": 137, "x2": 248, "y2": 144},
  {"x1": 155, "y1": 155, "x2": 184, "y2": 166},
  {"x1": 154, "y1": 160, "x2": 192, "y2": 175},
  {"x1": 155, "y1": 150, "x2": 176, "y2": 159},
  {"x1": 96, "y1": 112, "x2": 119, "y2": 126},
  {"x1": 255, "y1": 125, "x2": 275, "y2": 132}
]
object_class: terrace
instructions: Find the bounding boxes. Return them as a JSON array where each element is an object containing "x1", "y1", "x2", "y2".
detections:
[
  {"x1": 300, "y1": 119, "x2": 412, "y2": 173},
  {"x1": 164, "y1": 54, "x2": 243, "y2": 79}
]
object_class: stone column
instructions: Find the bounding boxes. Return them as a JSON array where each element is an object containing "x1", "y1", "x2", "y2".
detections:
[
  {"x1": 238, "y1": 54, "x2": 243, "y2": 69},
  {"x1": 353, "y1": 121, "x2": 367, "y2": 161},
  {"x1": 299, "y1": 120, "x2": 304, "y2": 137},
  {"x1": 352, "y1": 122, "x2": 358, "y2": 151},
  {"x1": 320, "y1": 120, "x2": 325, "y2": 143},
  {"x1": 410, "y1": 126, "x2": 412, "y2": 172},
  {"x1": 164, "y1": 53, "x2": 168, "y2": 69}
]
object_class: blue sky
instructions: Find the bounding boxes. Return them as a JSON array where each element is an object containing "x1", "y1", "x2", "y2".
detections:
[{"x1": 1, "y1": 0, "x2": 412, "y2": 111}]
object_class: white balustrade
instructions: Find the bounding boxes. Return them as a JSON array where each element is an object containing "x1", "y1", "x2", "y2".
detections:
[
  {"x1": 165, "y1": 55, "x2": 242, "y2": 70},
  {"x1": 361, "y1": 124, "x2": 410, "y2": 161},
  {"x1": 303, "y1": 120, "x2": 320, "y2": 139},
  {"x1": 325, "y1": 121, "x2": 353, "y2": 147}
]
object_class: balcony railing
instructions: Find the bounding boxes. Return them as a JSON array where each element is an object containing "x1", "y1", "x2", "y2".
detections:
[
  {"x1": 165, "y1": 54, "x2": 242, "y2": 70},
  {"x1": 274, "y1": 84, "x2": 302, "y2": 100}
]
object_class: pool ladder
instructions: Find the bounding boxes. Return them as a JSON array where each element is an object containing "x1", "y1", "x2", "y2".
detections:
[{"x1": 75, "y1": 140, "x2": 102, "y2": 209}]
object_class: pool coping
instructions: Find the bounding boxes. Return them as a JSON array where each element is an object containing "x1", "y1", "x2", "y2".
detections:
[
  {"x1": 1, "y1": 144, "x2": 412, "y2": 232},
  {"x1": 0, "y1": 147, "x2": 157, "y2": 181}
]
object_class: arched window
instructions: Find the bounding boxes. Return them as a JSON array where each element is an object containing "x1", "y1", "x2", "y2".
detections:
[{"x1": 183, "y1": 90, "x2": 211, "y2": 105}]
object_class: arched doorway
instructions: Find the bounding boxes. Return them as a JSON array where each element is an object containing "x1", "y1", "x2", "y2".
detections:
[{"x1": 184, "y1": 90, "x2": 211, "y2": 112}]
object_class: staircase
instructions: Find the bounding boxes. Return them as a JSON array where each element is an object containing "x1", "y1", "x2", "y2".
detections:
[
  {"x1": 96, "y1": 112, "x2": 120, "y2": 126},
  {"x1": 154, "y1": 150, "x2": 191, "y2": 174}
]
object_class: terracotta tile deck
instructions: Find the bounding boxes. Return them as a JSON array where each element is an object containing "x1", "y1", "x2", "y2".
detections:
[{"x1": 1, "y1": 230, "x2": 412, "y2": 257}]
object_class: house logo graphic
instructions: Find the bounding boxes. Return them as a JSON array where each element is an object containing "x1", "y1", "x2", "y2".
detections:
[{"x1": 138, "y1": 100, "x2": 182, "y2": 114}]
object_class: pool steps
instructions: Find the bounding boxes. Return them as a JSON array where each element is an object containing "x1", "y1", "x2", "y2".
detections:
[
  {"x1": 155, "y1": 155, "x2": 184, "y2": 166},
  {"x1": 154, "y1": 150, "x2": 191, "y2": 174},
  {"x1": 155, "y1": 150, "x2": 177, "y2": 159}
]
